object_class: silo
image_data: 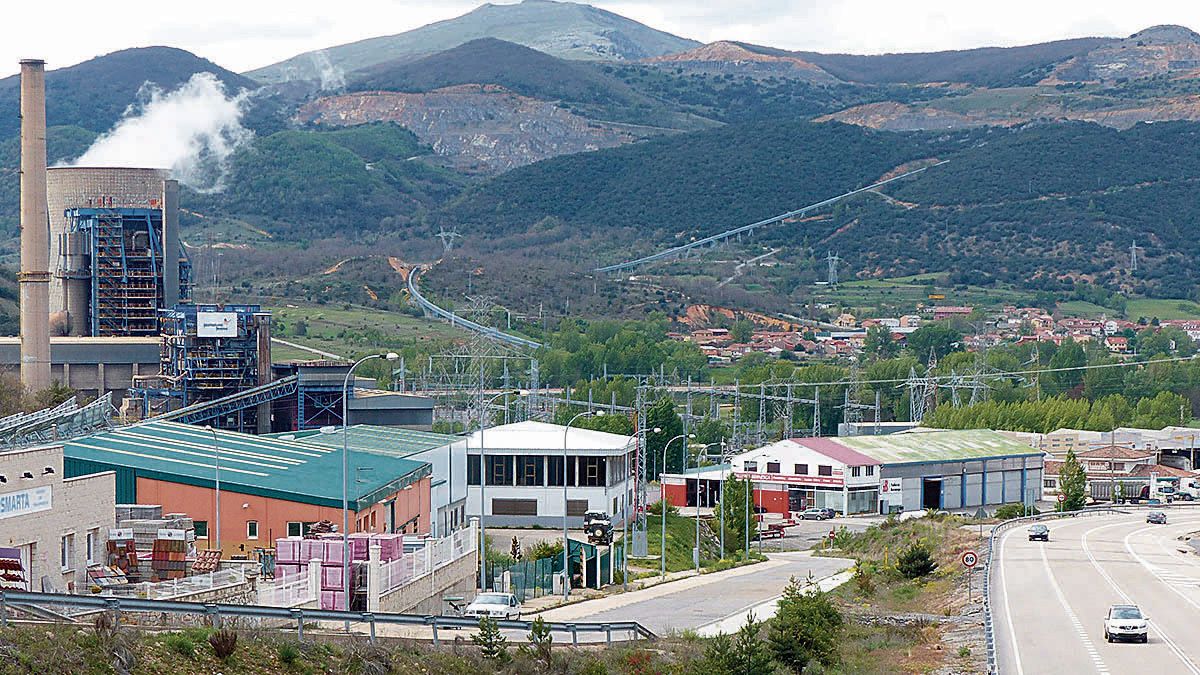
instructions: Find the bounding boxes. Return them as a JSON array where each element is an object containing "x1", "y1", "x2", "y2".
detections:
[{"x1": 47, "y1": 167, "x2": 174, "y2": 336}]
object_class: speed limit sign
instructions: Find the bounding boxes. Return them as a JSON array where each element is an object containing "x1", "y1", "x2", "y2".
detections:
[
  {"x1": 961, "y1": 550, "x2": 978, "y2": 568},
  {"x1": 1057, "y1": 493, "x2": 1066, "y2": 503}
]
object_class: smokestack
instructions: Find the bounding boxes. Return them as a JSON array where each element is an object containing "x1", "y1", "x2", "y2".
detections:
[
  {"x1": 162, "y1": 179, "x2": 180, "y2": 308},
  {"x1": 19, "y1": 59, "x2": 50, "y2": 392}
]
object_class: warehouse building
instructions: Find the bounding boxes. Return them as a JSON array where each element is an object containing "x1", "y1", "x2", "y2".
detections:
[
  {"x1": 0, "y1": 444, "x2": 115, "y2": 592},
  {"x1": 61, "y1": 421, "x2": 432, "y2": 557},
  {"x1": 269, "y1": 425, "x2": 464, "y2": 536},
  {"x1": 450, "y1": 421, "x2": 635, "y2": 527},
  {"x1": 664, "y1": 430, "x2": 1043, "y2": 516}
]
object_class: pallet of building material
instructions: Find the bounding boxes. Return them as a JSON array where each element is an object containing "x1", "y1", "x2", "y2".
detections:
[
  {"x1": 86, "y1": 565, "x2": 127, "y2": 588},
  {"x1": 275, "y1": 537, "x2": 302, "y2": 564},
  {"x1": 191, "y1": 549, "x2": 221, "y2": 574},
  {"x1": 151, "y1": 535, "x2": 188, "y2": 580},
  {"x1": 116, "y1": 504, "x2": 162, "y2": 521},
  {"x1": 0, "y1": 547, "x2": 26, "y2": 590}
]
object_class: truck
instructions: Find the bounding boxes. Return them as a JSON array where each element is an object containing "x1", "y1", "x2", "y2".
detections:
[
  {"x1": 1131, "y1": 478, "x2": 1178, "y2": 504},
  {"x1": 1175, "y1": 478, "x2": 1200, "y2": 501}
]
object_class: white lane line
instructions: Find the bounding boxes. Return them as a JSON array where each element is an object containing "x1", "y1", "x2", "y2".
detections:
[
  {"x1": 1081, "y1": 521, "x2": 1200, "y2": 674},
  {"x1": 1038, "y1": 539, "x2": 1110, "y2": 675},
  {"x1": 998, "y1": 528, "x2": 1026, "y2": 675},
  {"x1": 1122, "y1": 521, "x2": 1200, "y2": 615}
]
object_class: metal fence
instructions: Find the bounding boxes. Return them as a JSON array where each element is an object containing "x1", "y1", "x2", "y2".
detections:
[
  {"x1": 0, "y1": 590, "x2": 656, "y2": 645},
  {"x1": 489, "y1": 556, "x2": 560, "y2": 603},
  {"x1": 380, "y1": 527, "x2": 474, "y2": 595},
  {"x1": 257, "y1": 573, "x2": 314, "y2": 608}
]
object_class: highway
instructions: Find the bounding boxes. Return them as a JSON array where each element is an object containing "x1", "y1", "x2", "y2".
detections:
[{"x1": 993, "y1": 510, "x2": 1200, "y2": 675}]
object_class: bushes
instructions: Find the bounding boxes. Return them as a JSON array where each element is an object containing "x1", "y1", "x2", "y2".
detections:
[
  {"x1": 767, "y1": 576, "x2": 843, "y2": 672},
  {"x1": 702, "y1": 614, "x2": 775, "y2": 675},
  {"x1": 471, "y1": 616, "x2": 510, "y2": 663},
  {"x1": 164, "y1": 632, "x2": 195, "y2": 658},
  {"x1": 276, "y1": 641, "x2": 301, "y2": 665},
  {"x1": 852, "y1": 560, "x2": 876, "y2": 597},
  {"x1": 897, "y1": 542, "x2": 938, "y2": 579},
  {"x1": 208, "y1": 628, "x2": 238, "y2": 660},
  {"x1": 526, "y1": 539, "x2": 564, "y2": 562},
  {"x1": 993, "y1": 502, "x2": 1037, "y2": 520}
]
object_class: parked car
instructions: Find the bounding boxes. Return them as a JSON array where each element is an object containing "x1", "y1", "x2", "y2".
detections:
[
  {"x1": 463, "y1": 592, "x2": 522, "y2": 620},
  {"x1": 1104, "y1": 604, "x2": 1149, "y2": 643},
  {"x1": 1028, "y1": 524, "x2": 1050, "y2": 542},
  {"x1": 819, "y1": 508, "x2": 838, "y2": 520},
  {"x1": 800, "y1": 508, "x2": 831, "y2": 520},
  {"x1": 583, "y1": 510, "x2": 612, "y2": 545},
  {"x1": 1147, "y1": 511, "x2": 1167, "y2": 524}
]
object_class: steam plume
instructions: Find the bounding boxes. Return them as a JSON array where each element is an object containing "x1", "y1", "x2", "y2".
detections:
[
  {"x1": 309, "y1": 50, "x2": 346, "y2": 92},
  {"x1": 71, "y1": 72, "x2": 252, "y2": 193}
]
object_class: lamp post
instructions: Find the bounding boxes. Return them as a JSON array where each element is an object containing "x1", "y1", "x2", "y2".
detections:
[
  {"x1": 563, "y1": 410, "x2": 603, "y2": 600},
  {"x1": 478, "y1": 389, "x2": 518, "y2": 591},
  {"x1": 205, "y1": 425, "x2": 221, "y2": 553},
  {"x1": 621, "y1": 425, "x2": 660, "y2": 591},
  {"x1": 342, "y1": 352, "x2": 398, "y2": 615},
  {"x1": 660, "y1": 433, "x2": 694, "y2": 580}
]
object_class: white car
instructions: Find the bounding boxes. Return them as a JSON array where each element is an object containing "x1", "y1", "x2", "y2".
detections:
[
  {"x1": 463, "y1": 592, "x2": 522, "y2": 620},
  {"x1": 1104, "y1": 604, "x2": 1149, "y2": 643}
]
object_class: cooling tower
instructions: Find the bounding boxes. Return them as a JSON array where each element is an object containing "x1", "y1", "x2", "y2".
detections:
[{"x1": 19, "y1": 59, "x2": 50, "y2": 391}]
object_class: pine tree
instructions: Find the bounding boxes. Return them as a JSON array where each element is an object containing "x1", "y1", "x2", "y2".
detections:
[
  {"x1": 767, "y1": 577, "x2": 842, "y2": 671},
  {"x1": 472, "y1": 616, "x2": 511, "y2": 663},
  {"x1": 1059, "y1": 448, "x2": 1088, "y2": 511}
]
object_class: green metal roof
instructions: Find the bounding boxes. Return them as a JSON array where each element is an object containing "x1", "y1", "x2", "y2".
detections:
[
  {"x1": 836, "y1": 430, "x2": 1040, "y2": 464},
  {"x1": 62, "y1": 421, "x2": 431, "y2": 510},
  {"x1": 265, "y1": 425, "x2": 455, "y2": 458}
]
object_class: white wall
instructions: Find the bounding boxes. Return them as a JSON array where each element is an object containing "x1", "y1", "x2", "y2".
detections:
[{"x1": 415, "y1": 441, "x2": 467, "y2": 537}]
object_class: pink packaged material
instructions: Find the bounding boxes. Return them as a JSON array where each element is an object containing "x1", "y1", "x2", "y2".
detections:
[
  {"x1": 321, "y1": 540, "x2": 345, "y2": 564},
  {"x1": 319, "y1": 590, "x2": 346, "y2": 611},
  {"x1": 275, "y1": 538, "x2": 302, "y2": 564},
  {"x1": 274, "y1": 563, "x2": 301, "y2": 580},
  {"x1": 299, "y1": 539, "x2": 321, "y2": 562},
  {"x1": 320, "y1": 564, "x2": 346, "y2": 591}
]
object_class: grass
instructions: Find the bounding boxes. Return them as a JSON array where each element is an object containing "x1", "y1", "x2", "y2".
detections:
[
  {"x1": 1124, "y1": 298, "x2": 1200, "y2": 321},
  {"x1": 812, "y1": 274, "x2": 1033, "y2": 317},
  {"x1": 261, "y1": 301, "x2": 465, "y2": 361},
  {"x1": 631, "y1": 511, "x2": 726, "y2": 573}
]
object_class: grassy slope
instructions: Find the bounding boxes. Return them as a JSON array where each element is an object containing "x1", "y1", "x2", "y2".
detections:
[{"x1": 264, "y1": 302, "x2": 465, "y2": 362}]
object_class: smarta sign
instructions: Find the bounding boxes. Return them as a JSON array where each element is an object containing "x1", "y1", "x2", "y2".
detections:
[{"x1": 0, "y1": 486, "x2": 52, "y2": 520}]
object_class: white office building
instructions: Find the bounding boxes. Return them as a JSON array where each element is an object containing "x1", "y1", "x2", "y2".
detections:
[{"x1": 453, "y1": 421, "x2": 635, "y2": 527}]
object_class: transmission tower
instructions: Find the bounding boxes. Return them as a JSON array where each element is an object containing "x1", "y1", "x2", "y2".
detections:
[
  {"x1": 1129, "y1": 240, "x2": 1141, "y2": 273},
  {"x1": 435, "y1": 227, "x2": 462, "y2": 254},
  {"x1": 825, "y1": 251, "x2": 841, "y2": 286}
]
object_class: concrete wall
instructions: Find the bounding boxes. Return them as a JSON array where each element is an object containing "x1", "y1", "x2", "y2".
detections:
[
  {"x1": 377, "y1": 551, "x2": 478, "y2": 615},
  {"x1": 0, "y1": 445, "x2": 114, "y2": 592},
  {"x1": 883, "y1": 456, "x2": 1043, "y2": 513},
  {"x1": 0, "y1": 337, "x2": 159, "y2": 401}
]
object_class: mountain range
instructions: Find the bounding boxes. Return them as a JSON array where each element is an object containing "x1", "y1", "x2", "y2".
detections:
[{"x1": 3, "y1": 2, "x2": 1200, "y2": 327}]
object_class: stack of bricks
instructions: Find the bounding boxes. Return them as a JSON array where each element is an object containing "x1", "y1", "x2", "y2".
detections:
[
  {"x1": 274, "y1": 533, "x2": 407, "y2": 610},
  {"x1": 151, "y1": 531, "x2": 188, "y2": 580}
]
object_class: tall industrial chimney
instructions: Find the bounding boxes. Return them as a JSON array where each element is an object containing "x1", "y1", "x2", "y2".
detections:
[{"x1": 19, "y1": 59, "x2": 51, "y2": 392}]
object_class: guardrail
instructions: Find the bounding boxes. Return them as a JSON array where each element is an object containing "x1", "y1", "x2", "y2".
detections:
[
  {"x1": 0, "y1": 590, "x2": 656, "y2": 645},
  {"x1": 406, "y1": 267, "x2": 541, "y2": 350},
  {"x1": 982, "y1": 502, "x2": 1196, "y2": 674}
]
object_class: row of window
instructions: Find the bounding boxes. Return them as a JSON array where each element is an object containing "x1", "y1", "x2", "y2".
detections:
[
  {"x1": 466, "y1": 455, "x2": 612, "y2": 488},
  {"x1": 60, "y1": 529, "x2": 100, "y2": 571},
  {"x1": 742, "y1": 461, "x2": 875, "y2": 478}
]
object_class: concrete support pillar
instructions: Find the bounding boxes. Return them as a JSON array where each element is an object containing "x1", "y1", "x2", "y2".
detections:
[
  {"x1": 307, "y1": 558, "x2": 321, "y2": 604},
  {"x1": 367, "y1": 544, "x2": 382, "y2": 612}
]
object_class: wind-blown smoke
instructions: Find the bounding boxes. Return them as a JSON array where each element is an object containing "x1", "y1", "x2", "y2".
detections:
[
  {"x1": 71, "y1": 72, "x2": 253, "y2": 193},
  {"x1": 309, "y1": 50, "x2": 346, "y2": 92}
]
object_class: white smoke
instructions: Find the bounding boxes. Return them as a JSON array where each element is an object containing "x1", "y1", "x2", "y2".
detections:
[
  {"x1": 309, "y1": 50, "x2": 346, "y2": 92},
  {"x1": 71, "y1": 72, "x2": 253, "y2": 193}
]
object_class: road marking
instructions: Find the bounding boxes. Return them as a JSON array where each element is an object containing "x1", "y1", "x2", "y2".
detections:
[
  {"x1": 1080, "y1": 521, "x2": 1200, "y2": 675},
  {"x1": 1038, "y1": 538, "x2": 1110, "y2": 674},
  {"x1": 997, "y1": 528, "x2": 1026, "y2": 675}
]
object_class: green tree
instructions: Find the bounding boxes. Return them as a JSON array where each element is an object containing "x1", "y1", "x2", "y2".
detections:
[
  {"x1": 646, "y1": 398, "x2": 684, "y2": 474},
  {"x1": 1058, "y1": 448, "x2": 1087, "y2": 511},
  {"x1": 768, "y1": 576, "x2": 843, "y2": 671},
  {"x1": 730, "y1": 320, "x2": 755, "y2": 344},
  {"x1": 863, "y1": 324, "x2": 900, "y2": 360},
  {"x1": 471, "y1": 616, "x2": 511, "y2": 663},
  {"x1": 1045, "y1": 339, "x2": 1085, "y2": 396},
  {"x1": 897, "y1": 542, "x2": 938, "y2": 578},
  {"x1": 906, "y1": 323, "x2": 962, "y2": 364},
  {"x1": 718, "y1": 475, "x2": 753, "y2": 557}
]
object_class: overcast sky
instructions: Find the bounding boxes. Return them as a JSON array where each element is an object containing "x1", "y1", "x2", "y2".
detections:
[{"x1": 4, "y1": 0, "x2": 1199, "y2": 77}]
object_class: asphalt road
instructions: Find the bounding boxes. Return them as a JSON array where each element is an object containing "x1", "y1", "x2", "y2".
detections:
[
  {"x1": 993, "y1": 510, "x2": 1200, "y2": 675},
  {"x1": 539, "y1": 550, "x2": 850, "y2": 635}
]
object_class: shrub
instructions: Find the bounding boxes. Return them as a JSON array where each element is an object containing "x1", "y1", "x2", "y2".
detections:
[
  {"x1": 164, "y1": 633, "x2": 195, "y2": 658},
  {"x1": 519, "y1": 616, "x2": 553, "y2": 668},
  {"x1": 897, "y1": 542, "x2": 938, "y2": 579},
  {"x1": 277, "y1": 641, "x2": 301, "y2": 665},
  {"x1": 993, "y1": 503, "x2": 1037, "y2": 520},
  {"x1": 208, "y1": 628, "x2": 238, "y2": 660},
  {"x1": 471, "y1": 616, "x2": 510, "y2": 663},
  {"x1": 648, "y1": 500, "x2": 679, "y2": 516},
  {"x1": 702, "y1": 614, "x2": 775, "y2": 675},
  {"x1": 768, "y1": 577, "x2": 842, "y2": 671},
  {"x1": 852, "y1": 561, "x2": 875, "y2": 597},
  {"x1": 526, "y1": 539, "x2": 564, "y2": 562},
  {"x1": 958, "y1": 645, "x2": 971, "y2": 658}
]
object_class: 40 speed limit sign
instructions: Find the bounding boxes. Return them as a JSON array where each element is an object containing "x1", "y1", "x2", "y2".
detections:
[{"x1": 961, "y1": 550, "x2": 979, "y2": 568}]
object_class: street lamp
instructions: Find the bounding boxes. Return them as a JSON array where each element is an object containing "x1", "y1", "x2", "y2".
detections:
[
  {"x1": 563, "y1": 410, "x2": 604, "y2": 600},
  {"x1": 660, "y1": 433, "x2": 694, "y2": 580},
  {"x1": 342, "y1": 352, "x2": 398, "y2": 614},
  {"x1": 478, "y1": 389, "x2": 518, "y2": 591},
  {"x1": 204, "y1": 425, "x2": 221, "y2": 553},
  {"x1": 621, "y1": 425, "x2": 660, "y2": 591}
]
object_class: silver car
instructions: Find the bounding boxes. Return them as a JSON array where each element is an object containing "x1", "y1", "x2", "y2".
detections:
[{"x1": 1104, "y1": 604, "x2": 1149, "y2": 643}]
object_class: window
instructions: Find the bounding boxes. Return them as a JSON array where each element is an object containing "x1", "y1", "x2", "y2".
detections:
[
  {"x1": 60, "y1": 534, "x2": 74, "y2": 570},
  {"x1": 86, "y1": 530, "x2": 96, "y2": 565},
  {"x1": 567, "y1": 500, "x2": 589, "y2": 517},
  {"x1": 865, "y1": 466, "x2": 875, "y2": 476},
  {"x1": 516, "y1": 456, "x2": 544, "y2": 487},
  {"x1": 766, "y1": 461, "x2": 781, "y2": 474},
  {"x1": 195, "y1": 521, "x2": 209, "y2": 538},
  {"x1": 794, "y1": 464, "x2": 808, "y2": 475},
  {"x1": 580, "y1": 457, "x2": 607, "y2": 487},
  {"x1": 492, "y1": 499, "x2": 538, "y2": 516},
  {"x1": 818, "y1": 465, "x2": 833, "y2": 476},
  {"x1": 247, "y1": 521, "x2": 259, "y2": 540},
  {"x1": 851, "y1": 466, "x2": 861, "y2": 477},
  {"x1": 547, "y1": 456, "x2": 565, "y2": 487},
  {"x1": 487, "y1": 456, "x2": 514, "y2": 486},
  {"x1": 1044, "y1": 479, "x2": 1056, "y2": 489},
  {"x1": 287, "y1": 521, "x2": 315, "y2": 537},
  {"x1": 467, "y1": 454, "x2": 481, "y2": 486},
  {"x1": 744, "y1": 460, "x2": 758, "y2": 472}
]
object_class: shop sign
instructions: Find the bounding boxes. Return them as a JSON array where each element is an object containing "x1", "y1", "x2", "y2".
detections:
[{"x1": 0, "y1": 486, "x2": 51, "y2": 520}]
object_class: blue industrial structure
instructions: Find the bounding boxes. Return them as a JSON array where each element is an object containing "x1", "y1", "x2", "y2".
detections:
[{"x1": 60, "y1": 207, "x2": 190, "y2": 336}]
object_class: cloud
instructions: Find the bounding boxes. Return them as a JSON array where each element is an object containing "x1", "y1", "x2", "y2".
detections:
[{"x1": 70, "y1": 72, "x2": 253, "y2": 193}]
